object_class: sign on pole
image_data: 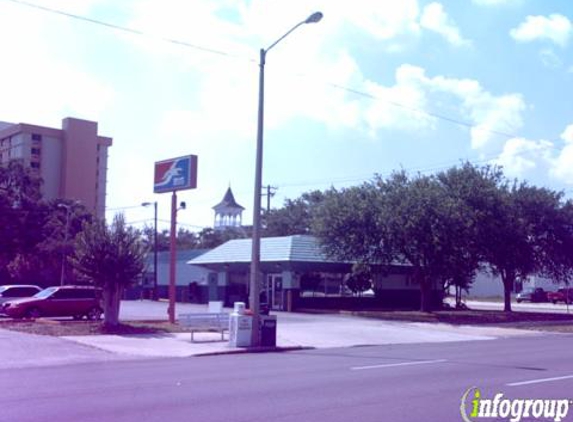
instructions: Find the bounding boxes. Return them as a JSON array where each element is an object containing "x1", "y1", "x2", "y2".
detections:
[
  {"x1": 154, "y1": 155, "x2": 198, "y2": 193},
  {"x1": 152, "y1": 154, "x2": 197, "y2": 323}
]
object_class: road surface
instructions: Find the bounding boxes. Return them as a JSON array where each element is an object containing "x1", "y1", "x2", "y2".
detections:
[{"x1": 3, "y1": 334, "x2": 573, "y2": 422}]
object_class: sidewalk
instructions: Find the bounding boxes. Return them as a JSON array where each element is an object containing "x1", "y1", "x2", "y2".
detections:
[{"x1": 59, "y1": 300, "x2": 540, "y2": 359}]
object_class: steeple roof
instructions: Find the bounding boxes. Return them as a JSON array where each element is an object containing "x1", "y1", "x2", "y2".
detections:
[{"x1": 212, "y1": 187, "x2": 245, "y2": 211}]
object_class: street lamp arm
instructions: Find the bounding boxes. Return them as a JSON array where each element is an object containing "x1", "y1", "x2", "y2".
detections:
[
  {"x1": 265, "y1": 21, "x2": 305, "y2": 53},
  {"x1": 264, "y1": 11, "x2": 323, "y2": 53}
]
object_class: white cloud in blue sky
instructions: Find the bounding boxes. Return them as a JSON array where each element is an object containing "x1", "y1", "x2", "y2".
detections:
[
  {"x1": 0, "y1": 0, "x2": 572, "y2": 229},
  {"x1": 420, "y1": 2, "x2": 470, "y2": 47},
  {"x1": 472, "y1": 0, "x2": 519, "y2": 5},
  {"x1": 510, "y1": 14, "x2": 572, "y2": 47}
]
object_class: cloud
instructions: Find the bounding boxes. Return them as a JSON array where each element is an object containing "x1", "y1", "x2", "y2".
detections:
[
  {"x1": 420, "y1": 2, "x2": 470, "y2": 46},
  {"x1": 0, "y1": 1, "x2": 115, "y2": 126},
  {"x1": 510, "y1": 14, "x2": 572, "y2": 47},
  {"x1": 395, "y1": 68, "x2": 525, "y2": 151},
  {"x1": 539, "y1": 49, "x2": 564, "y2": 69},
  {"x1": 495, "y1": 137, "x2": 554, "y2": 177},
  {"x1": 493, "y1": 124, "x2": 573, "y2": 185},
  {"x1": 551, "y1": 126, "x2": 573, "y2": 182},
  {"x1": 562, "y1": 124, "x2": 573, "y2": 143},
  {"x1": 472, "y1": 0, "x2": 519, "y2": 5},
  {"x1": 325, "y1": 0, "x2": 422, "y2": 41}
]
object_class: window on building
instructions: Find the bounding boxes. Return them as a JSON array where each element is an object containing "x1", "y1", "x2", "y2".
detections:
[
  {"x1": 31, "y1": 147, "x2": 40, "y2": 155},
  {"x1": 31, "y1": 134, "x2": 42, "y2": 141},
  {"x1": 31, "y1": 162, "x2": 40, "y2": 169}
]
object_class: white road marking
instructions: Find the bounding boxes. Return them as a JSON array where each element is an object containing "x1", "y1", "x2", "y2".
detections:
[
  {"x1": 351, "y1": 359, "x2": 447, "y2": 371},
  {"x1": 507, "y1": 375, "x2": 573, "y2": 387}
]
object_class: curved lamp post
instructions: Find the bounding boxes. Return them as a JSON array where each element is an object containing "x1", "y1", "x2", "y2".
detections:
[{"x1": 249, "y1": 11, "x2": 323, "y2": 347}]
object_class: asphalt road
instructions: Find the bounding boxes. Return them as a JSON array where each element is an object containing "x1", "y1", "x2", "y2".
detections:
[{"x1": 3, "y1": 334, "x2": 573, "y2": 422}]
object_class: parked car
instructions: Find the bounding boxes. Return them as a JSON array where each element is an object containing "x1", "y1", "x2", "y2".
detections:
[
  {"x1": 2, "y1": 285, "x2": 103, "y2": 320},
  {"x1": 0, "y1": 285, "x2": 42, "y2": 306},
  {"x1": 516, "y1": 287, "x2": 548, "y2": 303},
  {"x1": 547, "y1": 288, "x2": 573, "y2": 304}
]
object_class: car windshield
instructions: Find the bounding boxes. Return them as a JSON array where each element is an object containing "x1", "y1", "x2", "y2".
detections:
[
  {"x1": 0, "y1": 286, "x2": 7, "y2": 294},
  {"x1": 33, "y1": 287, "x2": 57, "y2": 299}
]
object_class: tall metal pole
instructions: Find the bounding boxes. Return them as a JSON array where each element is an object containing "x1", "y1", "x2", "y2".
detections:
[
  {"x1": 249, "y1": 47, "x2": 265, "y2": 347},
  {"x1": 153, "y1": 201, "x2": 158, "y2": 301},
  {"x1": 168, "y1": 192, "x2": 177, "y2": 323},
  {"x1": 249, "y1": 12, "x2": 323, "y2": 348}
]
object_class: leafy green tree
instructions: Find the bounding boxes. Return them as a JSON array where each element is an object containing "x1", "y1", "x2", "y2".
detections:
[
  {"x1": 345, "y1": 263, "x2": 373, "y2": 295},
  {"x1": 263, "y1": 190, "x2": 325, "y2": 237},
  {"x1": 481, "y1": 183, "x2": 572, "y2": 312},
  {"x1": 541, "y1": 201, "x2": 573, "y2": 284},
  {"x1": 177, "y1": 228, "x2": 199, "y2": 249},
  {"x1": 196, "y1": 227, "x2": 246, "y2": 249},
  {"x1": 436, "y1": 163, "x2": 505, "y2": 308},
  {"x1": 315, "y1": 170, "x2": 481, "y2": 311},
  {"x1": 0, "y1": 161, "x2": 45, "y2": 282},
  {"x1": 71, "y1": 214, "x2": 147, "y2": 326}
]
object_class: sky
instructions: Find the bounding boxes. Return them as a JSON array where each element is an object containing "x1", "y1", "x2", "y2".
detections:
[{"x1": 0, "y1": 0, "x2": 572, "y2": 232}]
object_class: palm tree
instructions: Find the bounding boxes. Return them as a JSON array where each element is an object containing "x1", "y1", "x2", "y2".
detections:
[{"x1": 71, "y1": 214, "x2": 147, "y2": 326}]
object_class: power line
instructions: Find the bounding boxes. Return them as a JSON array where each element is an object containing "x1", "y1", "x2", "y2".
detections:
[
  {"x1": 325, "y1": 82, "x2": 521, "y2": 140},
  {"x1": 3, "y1": 0, "x2": 255, "y2": 62},
  {"x1": 2, "y1": 0, "x2": 542, "y2": 144},
  {"x1": 6, "y1": 0, "x2": 571, "y2": 193}
]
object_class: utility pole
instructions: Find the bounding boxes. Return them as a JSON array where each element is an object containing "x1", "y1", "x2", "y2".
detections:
[{"x1": 261, "y1": 185, "x2": 277, "y2": 212}]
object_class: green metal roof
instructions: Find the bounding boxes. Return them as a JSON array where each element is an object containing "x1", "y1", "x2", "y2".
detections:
[{"x1": 187, "y1": 235, "x2": 341, "y2": 265}]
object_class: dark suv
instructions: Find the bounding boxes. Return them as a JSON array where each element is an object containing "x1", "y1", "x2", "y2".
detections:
[{"x1": 3, "y1": 285, "x2": 103, "y2": 320}]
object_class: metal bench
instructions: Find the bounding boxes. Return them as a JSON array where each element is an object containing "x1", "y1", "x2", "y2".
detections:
[{"x1": 178, "y1": 313, "x2": 230, "y2": 342}]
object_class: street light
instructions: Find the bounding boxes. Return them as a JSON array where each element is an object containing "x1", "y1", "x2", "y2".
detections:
[
  {"x1": 249, "y1": 11, "x2": 323, "y2": 347},
  {"x1": 142, "y1": 201, "x2": 158, "y2": 300}
]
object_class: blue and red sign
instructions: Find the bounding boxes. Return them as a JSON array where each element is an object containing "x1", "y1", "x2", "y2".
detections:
[{"x1": 154, "y1": 155, "x2": 198, "y2": 193}]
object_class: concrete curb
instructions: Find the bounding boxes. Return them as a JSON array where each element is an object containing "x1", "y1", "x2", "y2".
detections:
[{"x1": 194, "y1": 346, "x2": 314, "y2": 357}]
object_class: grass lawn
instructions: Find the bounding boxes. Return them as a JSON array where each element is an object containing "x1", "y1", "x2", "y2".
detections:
[
  {"x1": 0, "y1": 319, "x2": 189, "y2": 336},
  {"x1": 1, "y1": 308, "x2": 573, "y2": 336},
  {"x1": 311, "y1": 308, "x2": 573, "y2": 333}
]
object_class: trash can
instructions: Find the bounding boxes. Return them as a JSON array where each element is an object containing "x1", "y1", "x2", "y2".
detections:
[
  {"x1": 259, "y1": 315, "x2": 277, "y2": 347},
  {"x1": 229, "y1": 302, "x2": 253, "y2": 347}
]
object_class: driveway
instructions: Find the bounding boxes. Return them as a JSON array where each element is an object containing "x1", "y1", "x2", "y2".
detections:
[{"x1": 1, "y1": 300, "x2": 542, "y2": 367}]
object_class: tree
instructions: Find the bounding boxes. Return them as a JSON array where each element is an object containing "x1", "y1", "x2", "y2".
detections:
[
  {"x1": 263, "y1": 190, "x2": 325, "y2": 237},
  {"x1": 315, "y1": 169, "x2": 486, "y2": 312},
  {"x1": 480, "y1": 182, "x2": 573, "y2": 312},
  {"x1": 345, "y1": 263, "x2": 373, "y2": 295},
  {"x1": 70, "y1": 214, "x2": 147, "y2": 326},
  {"x1": 315, "y1": 163, "x2": 573, "y2": 312},
  {"x1": 436, "y1": 163, "x2": 505, "y2": 308},
  {"x1": 0, "y1": 161, "x2": 44, "y2": 282},
  {"x1": 196, "y1": 227, "x2": 246, "y2": 249}
]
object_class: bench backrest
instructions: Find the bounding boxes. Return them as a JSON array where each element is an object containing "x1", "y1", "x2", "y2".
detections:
[{"x1": 178, "y1": 313, "x2": 229, "y2": 328}]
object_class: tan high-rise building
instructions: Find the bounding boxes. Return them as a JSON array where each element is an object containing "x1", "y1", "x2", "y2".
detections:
[{"x1": 0, "y1": 117, "x2": 112, "y2": 218}]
